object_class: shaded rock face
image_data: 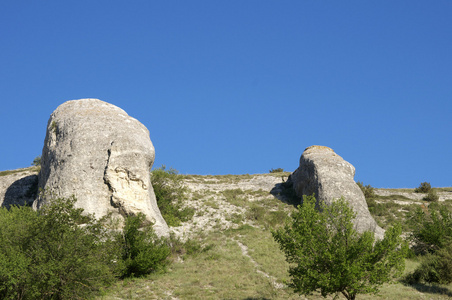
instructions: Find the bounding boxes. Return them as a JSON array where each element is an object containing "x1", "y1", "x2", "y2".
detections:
[
  {"x1": 33, "y1": 99, "x2": 169, "y2": 236},
  {"x1": 0, "y1": 168, "x2": 39, "y2": 208},
  {"x1": 290, "y1": 146, "x2": 384, "y2": 239}
]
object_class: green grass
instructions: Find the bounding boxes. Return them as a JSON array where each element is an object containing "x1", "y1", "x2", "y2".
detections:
[
  {"x1": 102, "y1": 230, "x2": 299, "y2": 300},
  {"x1": 380, "y1": 187, "x2": 452, "y2": 193},
  {"x1": 182, "y1": 174, "x2": 254, "y2": 184},
  {"x1": 203, "y1": 198, "x2": 220, "y2": 210},
  {"x1": 0, "y1": 166, "x2": 40, "y2": 177},
  {"x1": 222, "y1": 188, "x2": 249, "y2": 207},
  {"x1": 434, "y1": 187, "x2": 452, "y2": 192},
  {"x1": 101, "y1": 228, "x2": 452, "y2": 300},
  {"x1": 374, "y1": 194, "x2": 413, "y2": 201}
]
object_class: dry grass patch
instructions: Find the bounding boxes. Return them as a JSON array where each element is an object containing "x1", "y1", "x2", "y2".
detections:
[
  {"x1": 101, "y1": 230, "x2": 299, "y2": 300},
  {"x1": 0, "y1": 166, "x2": 40, "y2": 176}
]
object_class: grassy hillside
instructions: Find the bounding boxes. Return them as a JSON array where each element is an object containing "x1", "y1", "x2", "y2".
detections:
[{"x1": 100, "y1": 173, "x2": 452, "y2": 300}]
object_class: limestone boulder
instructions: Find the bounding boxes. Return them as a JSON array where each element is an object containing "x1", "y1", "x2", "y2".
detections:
[
  {"x1": 290, "y1": 145, "x2": 384, "y2": 239},
  {"x1": 0, "y1": 168, "x2": 39, "y2": 208},
  {"x1": 33, "y1": 99, "x2": 169, "y2": 237}
]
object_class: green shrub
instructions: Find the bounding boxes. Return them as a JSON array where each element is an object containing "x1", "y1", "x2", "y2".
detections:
[
  {"x1": 357, "y1": 181, "x2": 376, "y2": 199},
  {"x1": 0, "y1": 197, "x2": 119, "y2": 300},
  {"x1": 245, "y1": 203, "x2": 289, "y2": 229},
  {"x1": 151, "y1": 166, "x2": 194, "y2": 226},
  {"x1": 424, "y1": 189, "x2": 439, "y2": 202},
  {"x1": 409, "y1": 202, "x2": 452, "y2": 253},
  {"x1": 272, "y1": 195, "x2": 407, "y2": 300},
  {"x1": 405, "y1": 242, "x2": 452, "y2": 284},
  {"x1": 117, "y1": 213, "x2": 170, "y2": 278},
  {"x1": 415, "y1": 182, "x2": 432, "y2": 193},
  {"x1": 269, "y1": 168, "x2": 284, "y2": 173},
  {"x1": 31, "y1": 155, "x2": 41, "y2": 167},
  {"x1": 246, "y1": 203, "x2": 266, "y2": 222}
]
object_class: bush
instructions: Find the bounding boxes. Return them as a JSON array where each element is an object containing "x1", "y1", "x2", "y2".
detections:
[
  {"x1": 117, "y1": 213, "x2": 170, "y2": 278},
  {"x1": 246, "y1": 203, "x2": 289, "y2": 229},
  {"x1": 415, "y1": 182, "x2": 432, "y2": 193},
  {"x1": 272, "y1": 195, "x2": 407, "y2": 300},
  {"x1": 405, "y1": 242, "x2": 452, "y2": 284},
  {"x1": 409, "y1": 202, "x2": 452, "y2": 253},
  {"x1": 424, "y1": 189, "x2": 439, "y2": 202},
  {"x1": 269, "y1": 168, "x2": 284, "y2": 173},
  {"x1": 151, "y1": 166, "x2": 194, "y2": 226},
  {"x1": 0, "y1": 197, "x2": 119, "y2": 299},
  {"x1": 31, "y1": 155, "x2": 41, "y2": 167},
  {"x1": 357, "y1": 181, "x2": 376, "y2": 199}
]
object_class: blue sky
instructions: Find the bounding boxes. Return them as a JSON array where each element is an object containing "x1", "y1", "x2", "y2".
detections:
[{"x1": 1, "y1": 1, "x2": 451, "y2": 188}]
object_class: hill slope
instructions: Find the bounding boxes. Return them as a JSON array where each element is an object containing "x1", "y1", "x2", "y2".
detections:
[
  {"x1": 1, "y1": 169, "x2": 452, "y2": 299},
  {"x1": 105, "y1": 172, "x2": 452, "y2": 299}
]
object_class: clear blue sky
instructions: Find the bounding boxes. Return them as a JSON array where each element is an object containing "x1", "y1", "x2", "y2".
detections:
[{"x1": 1, "y1": 1, "x2": 451, "y2": 188}]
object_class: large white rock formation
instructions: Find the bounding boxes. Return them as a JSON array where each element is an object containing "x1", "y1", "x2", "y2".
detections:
[
  {"x1": 290, "y1": 145, "x2": 384, "y2": 239},
  {"x1": 33, "y1": 99, "x2": 169, "y2": 236}
]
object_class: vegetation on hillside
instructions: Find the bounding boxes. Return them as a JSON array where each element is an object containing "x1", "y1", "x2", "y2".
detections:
[
  {"x1": 151, "y1": 166, "x2": 194, "y2": 227},
  {"x1": 357, "y1": 181, "x2": 376, "y2": 200},
  {"x1": 403, "y1": 201, "x2": 452, "y2": 285},
  {"x1": 273, "y1": 195, "x2": 407, "y2": 300},
  {"x1": 415, "y1": 182, "x2": 432, "y2": 193},
  {"x1": 0, "y1": 197, "x2": 172, "y2": 299},
  {"x1": 1, "y1": 167, "x2": 452, "y2": 299}
]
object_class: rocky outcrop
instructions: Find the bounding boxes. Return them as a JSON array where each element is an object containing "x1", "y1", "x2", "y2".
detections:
[
  {"x1": 33, "y1": 99, "x2": 169, "y2": 236},
  {"x1": 290, "y1": 146, "x2": 384, "y2": 239},
  {"x1": 0, "y1": 168, "x2": 39, "y2": 208}
]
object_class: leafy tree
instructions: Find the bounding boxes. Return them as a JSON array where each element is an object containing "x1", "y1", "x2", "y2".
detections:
[
  {"x1": 116, "y1": 213, "x2": 170, "y2": 277},
  {"x1": 151, "y1": 166, "x2": 194, "y2": 226},
  {"x1": 31, "y1": 155, "x2": 41, "y2": 167},
  {"x1": 423, "y1": 189, "x2": 439, "y2": 202},
  {"x1": 0, "y1": 197, "x2": 119, "y2": 299},
  {"x1": 409, "y1": 202, "x2": 452, "y2": 253},
  {"x1": 415, "y1": 182, "x2": 432, "y2": 193},
  {"x1": 0, "y1": 204, "x2": 37, "y2": 299},
  {"x1": 405, "y1": 242, "x2": 452, "y2": 284},
  {"x1": 269, "y1": 168, "x2": 284, "y2": 173},
  {"x1": 356, "y1": 181, "x2": 375, "y2": 200},
  {"x1": 272, "y1": 195, "x2": 407, "y2": 300}
]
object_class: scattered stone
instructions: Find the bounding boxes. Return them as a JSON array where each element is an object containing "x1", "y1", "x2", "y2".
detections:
[
  {"x1": 33, "y1": 99, "x2": 169, "y2": 236},
  {"x1": 289, "y1": 145, "x2": 385, "y2": 239}
]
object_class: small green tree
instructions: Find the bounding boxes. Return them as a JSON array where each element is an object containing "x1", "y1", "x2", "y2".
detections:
[
  {"x1": 409, "y1": 202, "x2": 452, "y2": 253},
  {"x1": 31, "y1": 155, "x2": 41, "y2": 166},
  {"x1": 269, "y1": 168, "x2": 284, "y2": 173},
  {"x1": 423, "y1": 189, "x2": 439, "y2": 202},
  {"x1": 151, "y1": 166, "x2": 194, "y2": 226},
  {"x1": 356, "y1": 181, "x2": 375, "y2": 200},
  {"x1": 415, "y1": 182, "x2": 432, "y2": 193},
  {"x1": 272, "y1": 195, "x2": 407, "y2": 300},
  {"x1": 405, "y1": 242, "x2": 452, "y2": 284},
  {"x1": 0, "y1": 197, "x2": 119, "y2": 299},
  {"x1": 117, "y1": 213, "x2": 170, "y2": 278}
]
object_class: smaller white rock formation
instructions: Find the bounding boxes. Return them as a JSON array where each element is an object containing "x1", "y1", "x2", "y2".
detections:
[{"x1": 290, "y1": 145, "x2": 384, "y2": 239}]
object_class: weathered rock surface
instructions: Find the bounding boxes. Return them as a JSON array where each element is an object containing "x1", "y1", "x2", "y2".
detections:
[
  {"x1": 33, "y1": 99, "x2": 169, "y2": 236},
  {"x1": 290, "y1": 146, "x2": 385, "y2": 239},
  {"x1": 0, "y1": 168, "x2": 39, "y2": 208}
]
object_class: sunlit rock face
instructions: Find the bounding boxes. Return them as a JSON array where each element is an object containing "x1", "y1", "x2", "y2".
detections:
[
  {"x1": 290, "y1": 145, "x2": 384, "y2": 239},
  {"x1": 34, "y1": 99, "x2": 169, "y2": 237}
]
